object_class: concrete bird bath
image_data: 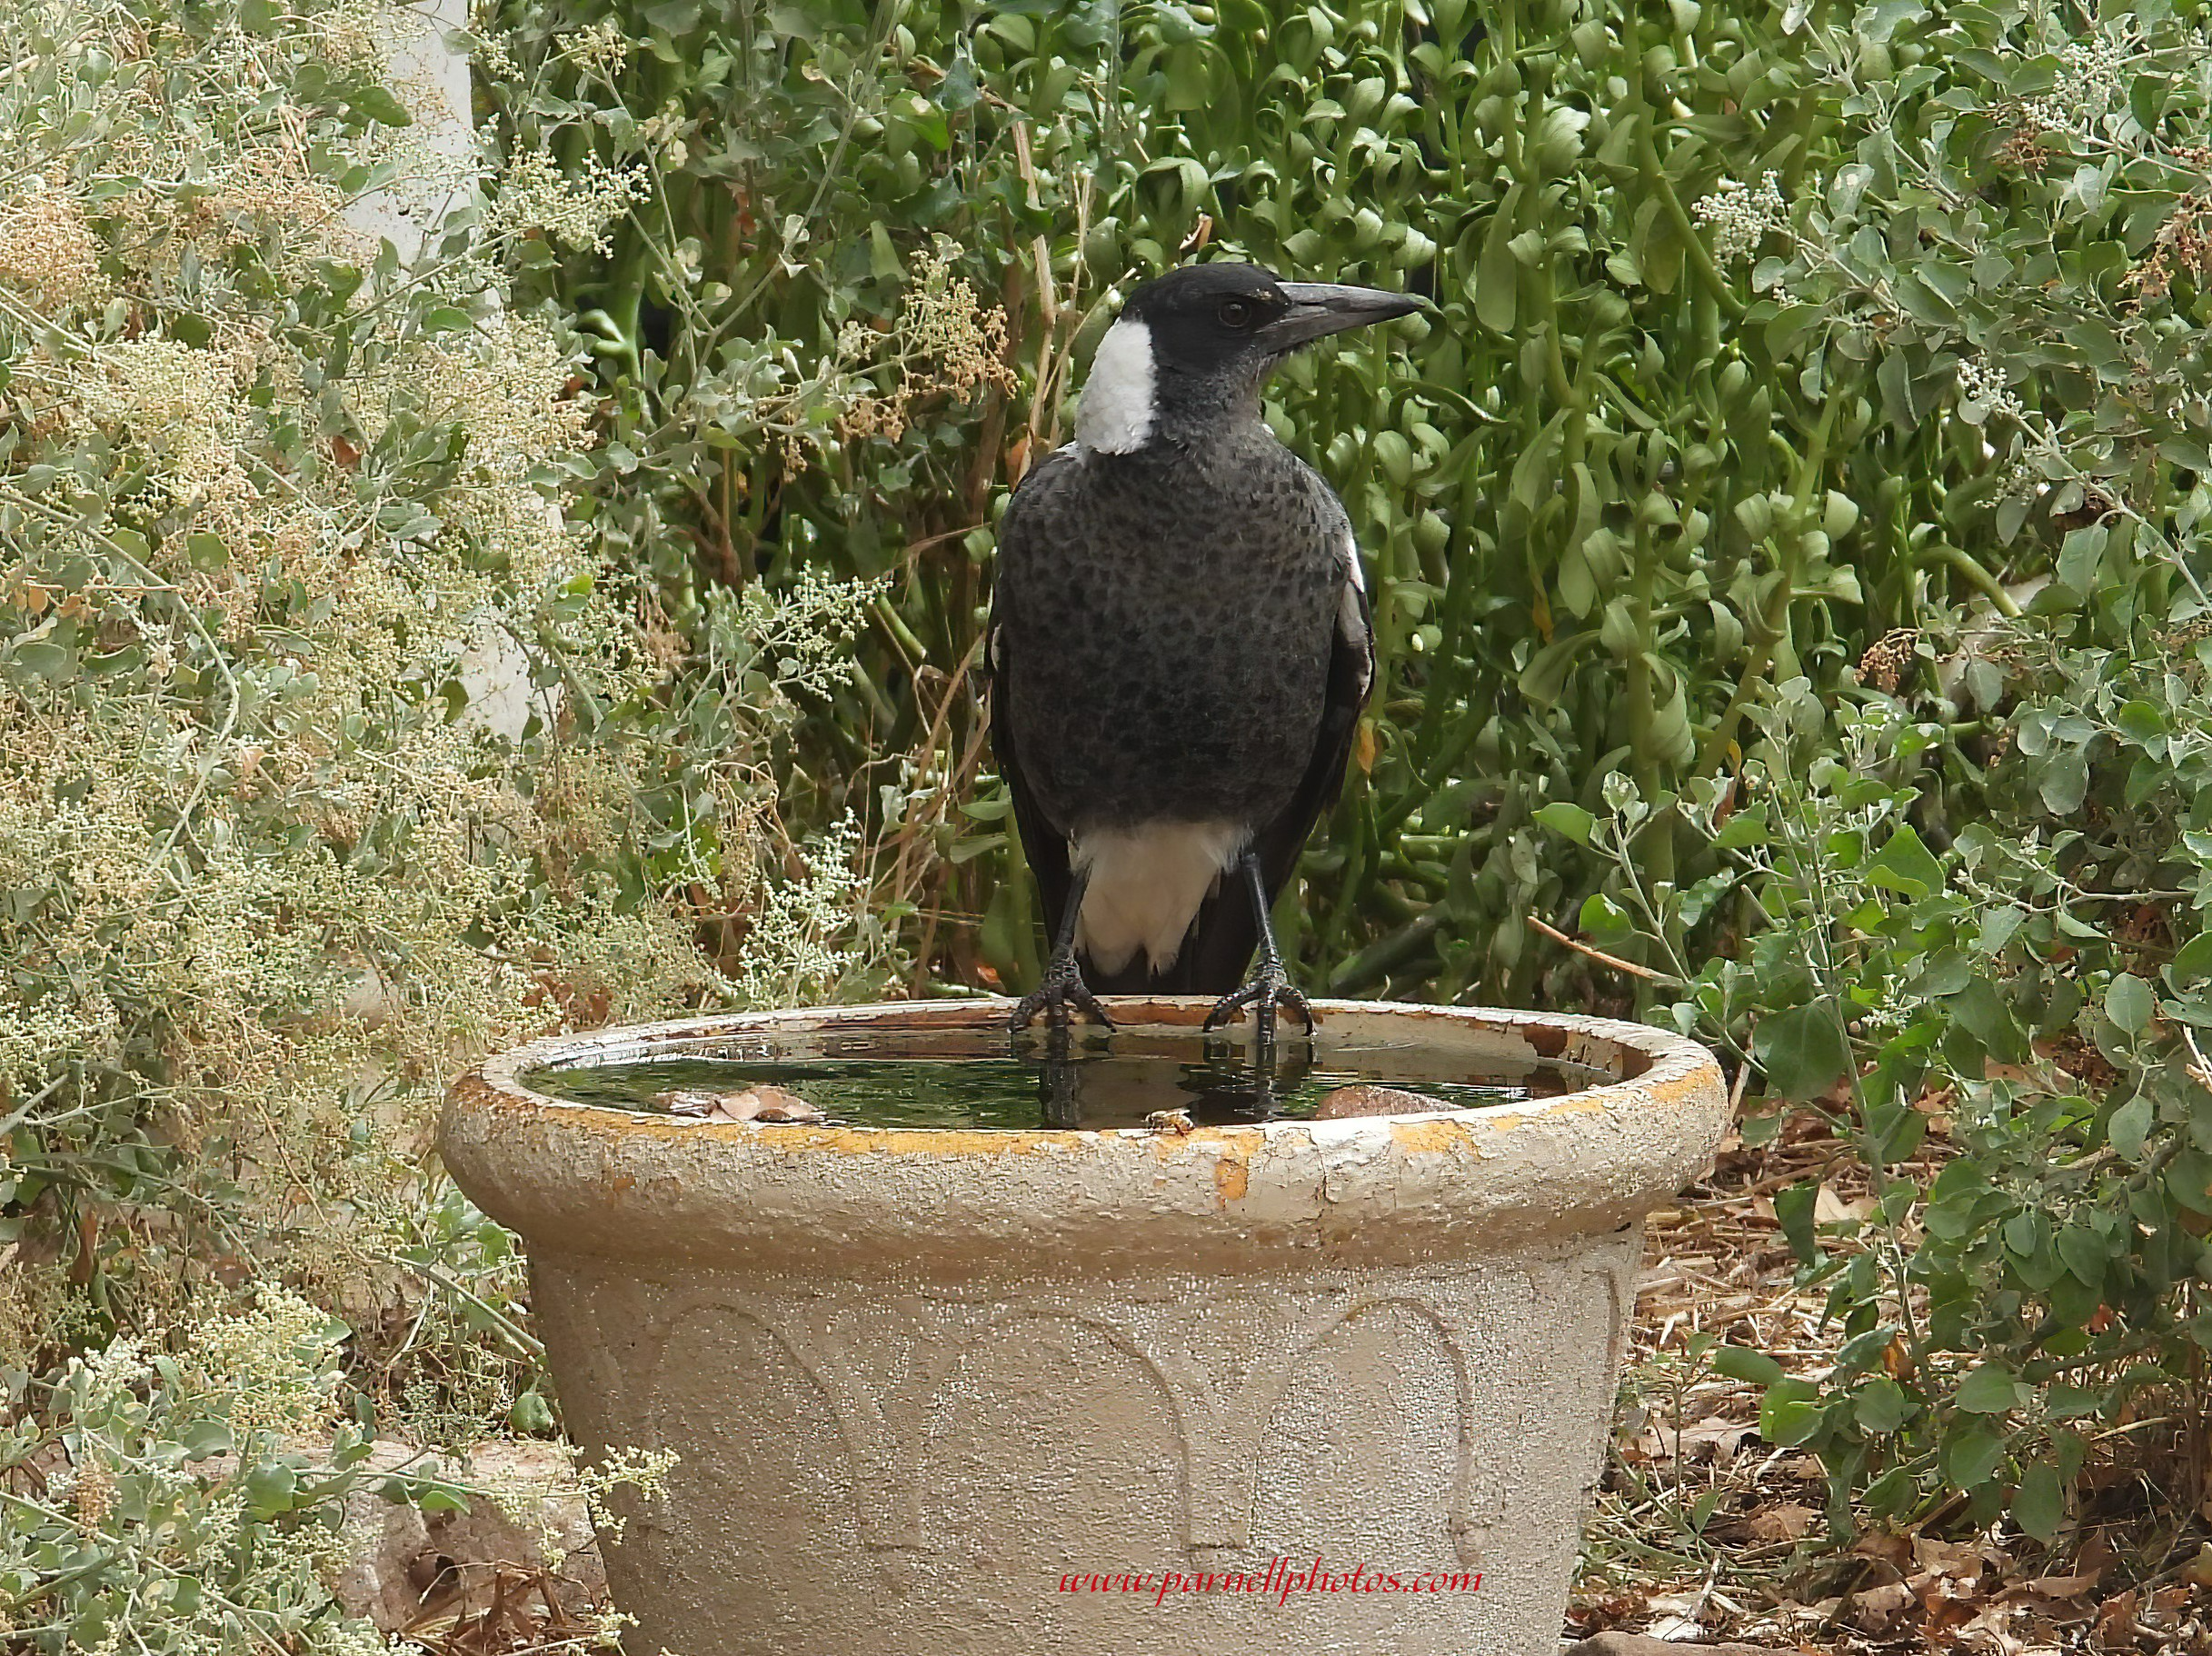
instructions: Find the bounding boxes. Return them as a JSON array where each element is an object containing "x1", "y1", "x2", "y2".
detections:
[{"x1": 439, "y1": 997, "x2": 1726, "y2": 1656}]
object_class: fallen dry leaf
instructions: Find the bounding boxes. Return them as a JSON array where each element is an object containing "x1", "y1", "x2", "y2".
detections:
[
  {"x1": 1853, "y1": 1581, "x2": 1916, "y2": 1632},
  {"x1": 2181, "y1": 1541, "x2": 2212, "y2": 1590},
  {"x1": 1881, "y1": 1332, "x2": 1916, "y2": 1380},
  {"x1": 1813, "y1": 1182, "x2": 1873, "y2": 1224},
  {"x1": 1854, "y1": 1530, "x2": 1913, "y2": 1570},
  {"x1": 1743, "y1": 1501, "x2": 1818, "y2": 1543},
  {"x1": 660, "y1": 1085, "x2": 824, "y2": 1123},
  {"x1": 1914, "y1": 1535, "x2": 1993, "y2": 1581},
  {"x1": 1649, "y1": 1413, "x2": 1757, "y2": 1466},
  {"x1": 2091, "y1": 1590, "x2": 2138, "y2": 1651}
]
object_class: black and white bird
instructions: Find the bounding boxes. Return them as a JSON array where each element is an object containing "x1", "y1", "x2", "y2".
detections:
[{"x1": 986, "y1": 262, "x2": 1420, "y2": 1041}]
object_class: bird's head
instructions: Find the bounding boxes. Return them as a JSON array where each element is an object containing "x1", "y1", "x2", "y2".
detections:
[{"x1": 1075, "y1": 263, "x2": 1422, "y2": 455}]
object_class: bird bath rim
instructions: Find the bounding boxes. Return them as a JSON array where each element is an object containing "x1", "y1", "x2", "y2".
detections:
[
  {"x1": 450, "y1": 994, "x2": 1716, "y2": 1155},
  {"x1": 441, "y1": 998, "x2": 1727, "y2": 1277}
]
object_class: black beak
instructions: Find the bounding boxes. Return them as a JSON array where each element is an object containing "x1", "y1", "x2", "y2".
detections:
[{"x1": 1260, "y1": 282, "x2": 1426, "y2": 354}]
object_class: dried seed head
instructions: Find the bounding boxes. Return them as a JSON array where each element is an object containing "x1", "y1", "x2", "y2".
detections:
[{"x1": 1856, "y1": 628, "x2": 1919, "y2": 694}]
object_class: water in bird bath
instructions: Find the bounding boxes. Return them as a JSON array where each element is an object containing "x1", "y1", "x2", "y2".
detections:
[{"x1": 521, "y1": 1023, "x2": 1613, "y2": 1132}]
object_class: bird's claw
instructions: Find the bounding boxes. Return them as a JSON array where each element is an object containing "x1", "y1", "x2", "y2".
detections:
[
  {"x1": 1010, "y1": 952, "x2": 1115, "y2": 1032},
  {"x1": 1202, "y1": 963, "x2": 1315, "y2": 1039}
]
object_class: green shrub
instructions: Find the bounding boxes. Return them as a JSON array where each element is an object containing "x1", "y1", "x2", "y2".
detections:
[
  {"x1": 0, "y1": 1285, "x2": 667, "y2": 1652},
  {"x1": 1565, "y1": 0, "x2": 2212, "y2": 1521},
  {"x1": 1546, "y1": 0, "x2": 2212, "y2": 1546},
  {"x1": 1572, "y1": 655, "x2": 2208, "y2": 1542},
  {"x1": 477, "y1": 0, "x2": 2043, "y2": 1004},
  {"x1": 0, "y1": 0, "x2": 872, "y2": 1639}
]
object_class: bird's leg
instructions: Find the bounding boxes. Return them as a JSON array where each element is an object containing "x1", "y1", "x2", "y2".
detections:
[
  {"x1": 1201, "y1": 851, "x2": 1316, "y2": 1042},
  {"x1": 1009, "y1": 865, "x2": 1115, "y2": 1032}
]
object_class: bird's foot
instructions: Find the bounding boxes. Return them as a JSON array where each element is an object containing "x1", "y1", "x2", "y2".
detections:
[
  {"x1": 1202, "y1": 958, "x2": 1315, "y2": 1041},
  {"x1": 1009, "y1": 950, "x2": 1115, "y2": 1033}
]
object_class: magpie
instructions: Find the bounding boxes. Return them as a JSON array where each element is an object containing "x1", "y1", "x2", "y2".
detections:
[{"x1": 986, "y1": 262, "x2": 1420, "y2": 1043}]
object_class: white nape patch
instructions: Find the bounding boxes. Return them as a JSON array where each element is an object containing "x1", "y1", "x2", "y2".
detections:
[
  {"x1": 1072, "y1": 820, "x2": 1248, "y2": 976},
  {"x1": 1075, "y1": 317, "x2": 1156, "y2": 454}
]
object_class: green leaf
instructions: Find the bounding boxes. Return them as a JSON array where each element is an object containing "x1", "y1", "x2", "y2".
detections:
[
  {"x1": 2011, "y1": 1462, "x2": 2065, "y2": 1544},
  {"x1": 344, "y1": 84, "x2": 414, "y2": 127},
  {"x1": 1759, "y1": 1377, "x2": 1824, "y2": 1446},
  {"x1": 1739, "y1": 1108, "x2": 1783, "y2": 1147},
  {"x1": 1955, "y1": 1362, "x2": 2024, "y2": 1414},
  {"x1": 1864, "y1": 824, "x2": 1944, "y2": 900},
  {"x1": 2048, "y1": 1382, "x2": 2105, "y2": 1420},
  {"x1": 508, "y1": 1389, "x2": 556, "y2": 1434},
  {"x1": 1516, "y1": 629, "x2": 1596, "y2": 708},
  {"x1": 1948, "y1": 976, "x2": 2026, "y2": 1061},
  {"x1": 2169, "y1": 931, "x2": 2212, "y2": 985},
  {"x1": 8, "y1": 641, "x2": 73, "y2": 681},
  {"x1": 2057, "y1": 1223, "x2": 2108, "y2": 1288},
  {"x1": 1712, "y1": 1346, "x2": 1785, "y2": 1386},
  {"x1": 1476, "y1": 189, "x2": 1520, "y2": 334},
  {"x1": 937, "y1": 55, "x2": 981, "y2": 110},
  {"x1": 2115, "y1": 699, "x2": 2167, "y2": 744},
  {"x1": 1975, "y1": 905, "x2": 2025, "y2": 957},
  {"x1": 1774, "y1": 1179, "x2": 1821, "y2": 1264},
  {"x1": 1579, "y1": 892, "x2": 1633, "y2": 942},
  {"x1": 1710, "y1": 803, "x2": 1769, "y2": 850},
  {"x1": 1854, "y1": 1376, "x2": 1912, "y2": 1432},
  {"x1": 2038, "y1": 749, "x2": 2089, "y2": 816},
  {"x1": 1754, "y1": 1003, "x2": 1852, "y2": 1102},
  {"x1": 2056, "y1": 525, "x2": 2106, "y2": 596},
  {"x1": 1943, "y1": 1426, "x2": 2006, "y2": 1489},
  {"x1": 178, "y1": 1419, "x2": 234, "y2": 1459},
  {"x1": 243, "y1": 1460, "x2": 299, "y2": 1517},
  {"x1": 2107, "y1": 1090, "x2": 2154, "y2": 1161},
  {"x1": 2105, "y1": 973, "x2": 2154, "y2": 1035},
  {"x1": 1534, "y1": 802, "x2": 1595, "y2": 844}
]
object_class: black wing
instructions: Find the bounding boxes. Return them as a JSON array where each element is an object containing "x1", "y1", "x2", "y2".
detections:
[
  {"x1": 1094, "y1": 499, "x2": 1377, "y2": 996},
  {"x1": 985, "y1": 445, "x2": 1081, "y2": 960}
]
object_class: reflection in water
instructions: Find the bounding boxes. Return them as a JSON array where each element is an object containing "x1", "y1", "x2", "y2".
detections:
[
  {"x1": 523, "y1": 1022, "x2": 1609, "y2": 1132},
  {"x1": 1032, "y1": 1024, "x2": 1315, "y2": 1127}
]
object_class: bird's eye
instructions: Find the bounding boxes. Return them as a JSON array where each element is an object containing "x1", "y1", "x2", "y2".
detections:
[{"x1": 1217, "y1": 297, "x2": 1255, "y2": 328}]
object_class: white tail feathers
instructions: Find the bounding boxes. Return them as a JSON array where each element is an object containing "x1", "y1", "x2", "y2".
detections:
[{"x1": 1071, "y1": 820, "x2": 1248, "y2": 977}]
